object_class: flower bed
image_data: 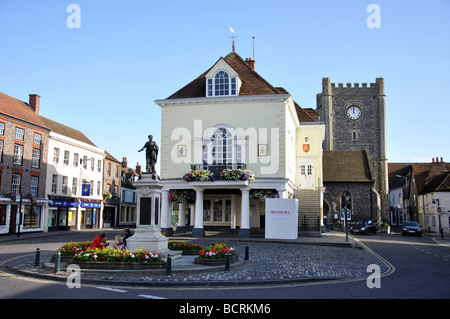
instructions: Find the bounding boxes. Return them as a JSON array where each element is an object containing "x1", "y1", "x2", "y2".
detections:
[
  {"x1": 169, "y1": 241, "x2": 203, "y2": 255},
  {"x1": 221, "y1": 168, "x2": 255, "y2": 181},
  {"x1": 57, "y1": 241, "x2": 91, "y2": 256},
  {"x1": 195, "y1": 243, "x2": 238, "y2": 265},
  {"x1": 74, "y1": 248, "x2": 162, "y2": 263}
]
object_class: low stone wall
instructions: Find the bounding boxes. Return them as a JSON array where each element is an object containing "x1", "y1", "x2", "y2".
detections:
[
  {"x1": 71, "y1": 260, "x2": 166, "y2": 270},
  {"x1": 194, "y1": 255, "x2": 239, "y2": 266}
]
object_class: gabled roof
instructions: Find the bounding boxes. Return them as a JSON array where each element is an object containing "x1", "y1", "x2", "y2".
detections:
[
  {"x1": 166, "y1": 52, "x2": 316, "y2": 123},
  {"x1": 39, "y1": 116, "x2": 97, "y2": 147},
  {"x1": 420, "y1": 171, "x2": 450, "y2": 194},
  {"x1": 323, "y1": 150, "x2": 373, "y2": 182},
  {"x1": 167, "y1": 52, "x2": 281, "y2": 99},
  {"x1": 0, "y1": 92, "x2": 50, "y2": 130}
]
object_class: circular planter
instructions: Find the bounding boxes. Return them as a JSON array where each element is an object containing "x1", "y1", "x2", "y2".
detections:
[
  {"x1": 194, "y1": 254, "x2": 239, "y2": 266},
  {"x1": 72, "y1": 260, "x2": 166, "y2": 270},
  {"x1": 50, "y1": 254, "x2": 74, "y2": 264},
  {"x1": 179, "y1": 250, "x2": 202, "y2": 256}
]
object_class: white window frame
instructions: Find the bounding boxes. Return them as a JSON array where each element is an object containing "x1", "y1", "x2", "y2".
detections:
[
  {"x1": 206, "y1": 70, "x2": 239, "y2": 97},
  {"x1": 53, "y1": 148, "x2": 59, "y2": 163},
  {"x1": 200, "y1": 126, "x2": 245, "y2": 166},
  {"x1": 32, "y1": 148, "x2": 40, "y2": 168},
  {"x1": 30, "y1": 176, "x2": 39, "y2": 196},
  {"x1": 63, "y1": 151, "x2": 70, "y2": 165},
  {"x1": 33, "y1": 133, "x2": 42, "y2": 145},
  {"x1": 13, "y1": 144, "x2": 23, "y2": 165},
  {"x1": 15, "y1": 127, "x2": 25, "y2": 141},
  {"x1": 11, "y1": 174, "x2": 21, "y2": 194}
]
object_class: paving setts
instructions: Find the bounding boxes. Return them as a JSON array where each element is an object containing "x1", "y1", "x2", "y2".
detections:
[{"x1": 7, "y1": 240, "x2": 389, "y2": 286}]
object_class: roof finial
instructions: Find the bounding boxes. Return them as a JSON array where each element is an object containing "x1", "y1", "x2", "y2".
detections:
[{"x1": 229, "y1": 27, "x2": 237, "y2": 52}]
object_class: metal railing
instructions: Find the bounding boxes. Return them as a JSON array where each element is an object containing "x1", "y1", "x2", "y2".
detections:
[{"x1": 298, "y1": 215, "x2": 321, "y2": 231}]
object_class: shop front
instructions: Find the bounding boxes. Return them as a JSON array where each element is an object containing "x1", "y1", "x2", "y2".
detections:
[
  {"x1": 80, "y1": 200, "x2": 102, "y2": 229},
  {"x1": 47, "y1": 196, "x2": 79, "y2": 231}
]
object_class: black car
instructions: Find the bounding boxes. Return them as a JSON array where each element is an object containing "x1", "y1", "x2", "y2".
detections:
[
  {"x1": 402, "y1": 221, "x2": 422, "y2": 236},
  {"x1": 350, "y1": 220, "x2": 377, "y2": 235}
]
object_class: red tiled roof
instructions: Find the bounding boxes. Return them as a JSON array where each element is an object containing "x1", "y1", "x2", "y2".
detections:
[
  {"x1": 39, "y1": 116, "x2": 97, "y2": 147},
  {"x1": 166, "y1": 52, "x2": 316, "y2": 123},
  {"x1": 167, "y1": 52, "x2": 281, "y2": 99},
  {"x1": 0, "y1": 92, "x2": 50, "y2": 130}
]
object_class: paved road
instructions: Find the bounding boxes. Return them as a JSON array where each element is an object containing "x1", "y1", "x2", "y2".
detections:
[{"x1": 1, "y1": 229, "x2": 449, "y2": 305}]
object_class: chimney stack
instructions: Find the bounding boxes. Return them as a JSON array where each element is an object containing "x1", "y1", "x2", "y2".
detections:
[
  {"x1": 136, "y1": 162, "x2": 141, "y2": 175},
  {"x1": 122, "y1": 157, "x2": 128, "y2": 168},
  {"x1": 29, "y1": 94, "x2": 40, "y2": 114},
  {"x1": 245, "y1": 57, "x2": 255, "y2": 71}
]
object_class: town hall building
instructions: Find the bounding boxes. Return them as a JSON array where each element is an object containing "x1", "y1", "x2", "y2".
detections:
[{"x1": 153, "y1": 50, "x2": 388, "y2": 237}]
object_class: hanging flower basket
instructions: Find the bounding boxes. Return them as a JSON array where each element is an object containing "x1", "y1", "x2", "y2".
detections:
[
  {"x1": 168, "y1": 191, "x2": 196, "y2": 204},
  {"x1": 250, "y1": 189, "x2": 279, "y2": 201}
]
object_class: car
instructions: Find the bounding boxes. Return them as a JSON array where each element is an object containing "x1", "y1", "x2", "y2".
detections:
[
  {"x1": 350, "y1": 220, "x2": 377, "y2": 235},
  {"x1": 402, "y1": 221, "x2": 422, "y2": 236}
]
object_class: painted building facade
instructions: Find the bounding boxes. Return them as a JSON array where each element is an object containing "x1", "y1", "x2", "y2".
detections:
[{"x1": 154, "y1": 52, "x2": 325, "y2": 237}]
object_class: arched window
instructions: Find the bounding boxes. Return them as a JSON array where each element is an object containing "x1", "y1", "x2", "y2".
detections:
[
  {"x1": 215, "y1": 71, "x2": 229, "y2": 96},
  {"x1": 201, "y1": 126, "x2": 244, "y2": 167},
  {"x1": 210, "y1": 128, "x2": 233, "y2": 164},
  {"x1": 207, "y1": 71, "x2": 238, "y2": 97}
]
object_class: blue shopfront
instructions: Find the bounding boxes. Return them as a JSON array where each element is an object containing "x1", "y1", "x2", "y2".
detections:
[
  {"x1": 48, "y1": 196, "x2": 102, "y2": 231},
  {"x1": 48, "y1": 196, "x2": 78, "y2": 231},
  {"x1": 80, "y1": 200, "x2": 102, "y2": 229}
]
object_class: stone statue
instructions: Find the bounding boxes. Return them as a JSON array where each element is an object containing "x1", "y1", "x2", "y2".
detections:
[{"x1": 138, "y1": 135, "x2": 159, "y2": 175}]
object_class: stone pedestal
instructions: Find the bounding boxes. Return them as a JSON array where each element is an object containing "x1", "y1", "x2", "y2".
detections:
[{"x1": 127, "y1": 173, "x2": 181, "y2": 261}]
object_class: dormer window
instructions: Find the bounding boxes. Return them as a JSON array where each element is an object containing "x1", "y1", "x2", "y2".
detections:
[{"x1": 207, "y1": 70, "x2": 238, "y2": 97}]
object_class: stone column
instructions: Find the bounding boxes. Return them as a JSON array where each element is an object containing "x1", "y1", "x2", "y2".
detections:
[
  {"x1": 191, "y1": 187, "x2": 204, "y2": 237},
  {"x1": 176, "y1": 202, "x2": 186, "y2": 233},
  {"x1": 160, "y1": 189, "x2": 173, "y2": 236},
  {"x1": 230, "y1": 195, "x2": 237, "y2": 233},
  {"x1": 189, "y1": 203, "x2": 195, "y2": 231},
  {"x1": 240, "y1": 187, "x2": 251, "y2": 238}
]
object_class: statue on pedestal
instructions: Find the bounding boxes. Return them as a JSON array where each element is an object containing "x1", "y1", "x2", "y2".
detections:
[{"x1": 138, "y1": 135, "x2": 159, "y2": 179}]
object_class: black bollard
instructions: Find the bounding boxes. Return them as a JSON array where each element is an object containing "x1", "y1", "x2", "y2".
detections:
[
  {"x1": 34, "y1": 248, "x2": 40, "y2": 266},
  {"x1": 245, "y1": 243, "x2": 249, "y2": 260},
  {"x1": 225, "y1": 252, "x2": 230, "y2": 271},
  {"x1": 55, "y1": 250, "x2": 61, "y2": 272},
  {"x1": 166, "y1": 254, "x2": 172, "y2": 275}
]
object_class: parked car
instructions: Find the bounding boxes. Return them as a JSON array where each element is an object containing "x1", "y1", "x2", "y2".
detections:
[
  {"x1": 402, "y1": 221, "x2": 422, "y2": 236},
  {"x1": 350, "y1": 220, "x2": 377, "y2": 235}
]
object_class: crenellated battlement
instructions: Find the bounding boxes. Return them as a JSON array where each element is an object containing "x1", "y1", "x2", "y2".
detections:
[{"x1": 320, "y1": 77, "x2": 384, "y2": 96}]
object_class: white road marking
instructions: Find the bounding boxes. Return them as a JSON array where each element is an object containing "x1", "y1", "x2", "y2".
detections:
[
  {"x1": 138, "y1": 294, "x2": 167, "y2": 299},
  {"x1": 96, "y1": 287, "x2": 128, "y2": 293}
]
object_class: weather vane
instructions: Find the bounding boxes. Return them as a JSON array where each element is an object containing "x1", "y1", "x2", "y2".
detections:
[{"x1": 229, "y1": 27, "x2": 237, "y2": 52}]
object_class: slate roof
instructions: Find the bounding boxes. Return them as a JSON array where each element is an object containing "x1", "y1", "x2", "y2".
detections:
[{"x1": 323, "y1": 150, "x2": 373, "y2": 182}]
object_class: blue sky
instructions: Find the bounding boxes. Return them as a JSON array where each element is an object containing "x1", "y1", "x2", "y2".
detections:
[{"x1": 1, "y1": 0, "x2": 449, "y2": 172}]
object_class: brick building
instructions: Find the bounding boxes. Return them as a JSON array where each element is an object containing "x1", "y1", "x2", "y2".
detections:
[{"x1": 0, "y1": 93, "x2": 50, "y2": 234}]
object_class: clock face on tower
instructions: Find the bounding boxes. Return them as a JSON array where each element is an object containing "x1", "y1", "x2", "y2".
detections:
[{"x1": 347, "y1": 105, "x2": 362, "y2": 120}]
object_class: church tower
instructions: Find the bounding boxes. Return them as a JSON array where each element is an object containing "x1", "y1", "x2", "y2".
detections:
[{"x1": 316, "y1": 77, "x2": 388, "y2": 222}]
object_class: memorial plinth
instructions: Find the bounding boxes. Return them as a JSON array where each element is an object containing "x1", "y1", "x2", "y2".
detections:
[{"x1": 127, "y1": 173, "x2": 181, "y2": 261}]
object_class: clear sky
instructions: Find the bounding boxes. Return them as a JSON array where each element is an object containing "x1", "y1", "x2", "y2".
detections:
[{"x1": 1, "y1": 0, "x2": 449, "y2": 172}]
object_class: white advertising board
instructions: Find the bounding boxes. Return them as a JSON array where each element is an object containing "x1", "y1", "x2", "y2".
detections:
[{"x1": 265, "y1": 198, "x2": 298, "y2": 239}]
